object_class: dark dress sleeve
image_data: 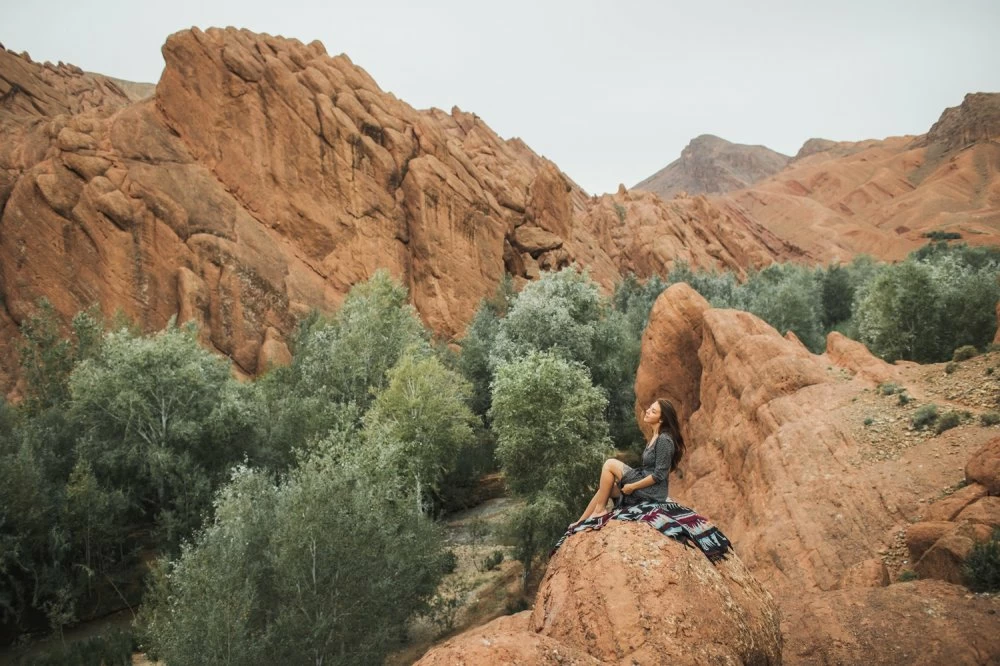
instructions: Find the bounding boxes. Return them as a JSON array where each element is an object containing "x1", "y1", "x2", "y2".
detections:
[{"x1": 651, "y1": 434, "x2": 674, "y2": 483}]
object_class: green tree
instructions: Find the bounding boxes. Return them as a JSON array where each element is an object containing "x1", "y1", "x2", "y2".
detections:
[
  {"x1": 362, "y1": 351, "x2": 476, "y2": 515},
  {"x1": 457, "y1": 275, "x2": 515, "y2": 419},
  {"x1": 69, "y1": 322, "x2": 249, "y2": 543},
  {"x1": 820, "y1": 263, "x2": 854, "y2": 328},
  {"x1": 18, "y1": 301, "x2": 103, "y2": 412},
  {"x1": 140, "y1": 454, "x2": 450, "y2": 665},
  {"x1": 855, "y1": 261, "x2": 942, "y2": 362},
  {"x1": 489, "y1": 351, "x2": 609, "y2": 579},
  {"x1": 292, "y1": 270, "x2": 429, "y2": 414},
  {"x1": 490, "y1": 267, "x2": 638, "y2": 448}
]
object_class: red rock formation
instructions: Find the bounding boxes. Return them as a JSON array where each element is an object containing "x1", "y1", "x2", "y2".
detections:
[
  {"x1": 712, "y1": 94, "x2": 1000, "y2": 262},
  {"x1": 782, "y1": 580, "x2": 1000, "y2": 665},
  {"x1": 633, "y1": 284, "x2": 1000, "y2": 661},
  {"x1": 0, "y1": 29, "x2": 801, "y2": 390},
  {"x1": 416, "y1": 521, "x2": 781, "y2": 665},
  {"x1": 967, "y1": 436, "x2": 1000, "y2": 494}
]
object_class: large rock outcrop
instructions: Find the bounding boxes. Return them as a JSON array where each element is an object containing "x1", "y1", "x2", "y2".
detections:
[
  {"x1": 0, "y1": 30, "x2": 800, "y2": 391},
  {"x1": 417, "y1": 521, "x2": 781, "y2": 665},
  {"x1": 633, "y1": 283, "x2": 1000, "y2": 662}
]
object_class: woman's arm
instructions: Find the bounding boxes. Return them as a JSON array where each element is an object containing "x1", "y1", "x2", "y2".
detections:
[
  {"x1": 623, "y1": 434, "x2": 673, "y2": 494},
  {"x1": 622, "y1": 474, "x2": 656, "y2": 494}
]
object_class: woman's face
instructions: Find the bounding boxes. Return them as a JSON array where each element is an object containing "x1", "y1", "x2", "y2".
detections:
[{"x1": 643, "y1": 401, "x2": 661, "y2": 425}]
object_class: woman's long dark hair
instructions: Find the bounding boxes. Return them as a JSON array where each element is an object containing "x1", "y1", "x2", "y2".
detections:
[{"x1": 656, "y1": 398, "x2": 685, "y2": 471}]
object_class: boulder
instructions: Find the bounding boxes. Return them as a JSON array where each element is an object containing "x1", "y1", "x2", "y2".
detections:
[
  {"x1": 824, "y1": 331, "x2": 900, "y2": 384},
  {"x1": 632, "y1": 283, "x2": 710, "y2": 425},
  {"x1": 417, "y1": 521, "x2": 781, "y2": 665},
  {"x1": 914, "y1": 522, "x2": 994, "y2": 584},
  {"x1": 923, "y1": 483, "x2": 988, "y2": 522},
  {"x1": 415, "y1": 612, "x2": 601, "y2": 666},
  {"x1": 838, "y1": 558, "x2": 890, "y2": 589},
  {"x1": 530, "y1": 521, "x2": 782, "y2": 665},
  {"x1": 954, "y1": 496, "x2": 1000, "y2": 527},
  {"x1": 906, "y1": 521, "x2": 958, "y2": 562},
  {"x1": 966, "y1": 436, "x2": 1000, "y2": 495}
]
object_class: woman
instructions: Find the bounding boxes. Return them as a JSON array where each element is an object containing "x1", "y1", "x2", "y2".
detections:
[{"x1": 572, "y1": 398, "x2": 686, "y2": 527}]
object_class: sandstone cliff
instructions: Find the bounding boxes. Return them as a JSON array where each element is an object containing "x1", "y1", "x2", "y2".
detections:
[{"x1": 0, "y1": 29, "x2": 799, "y2": 392}]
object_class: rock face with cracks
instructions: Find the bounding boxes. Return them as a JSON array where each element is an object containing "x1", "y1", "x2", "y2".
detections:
[
  {"x1": 0, "y1": 29, "x2": 799, "y2": 393},
  {"x1": 632, "y1": 283, "x2": 1000, "y2": 663},
  {"x1": 416, "y1": 520, "x2": 781, "y2": 665}
]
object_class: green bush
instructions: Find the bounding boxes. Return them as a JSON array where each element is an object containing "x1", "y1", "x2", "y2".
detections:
[
  {"x1": 138, "y1": 461, "x2": 450, "y2": 665},
  {"x1": 69, "y1": 322, "x2": 249, "y2": 546},
  {"x1": 480, "y1": 549, "x2": 505, "y2": 572},
  {"x1": 953, "y1": 345, "x2": 978, "y2": 361},
  {"x1": 897, "y1": 569, "x2": 919, "y2": 582},
  {"x1": 22, "y1": 626, "x2": 134, "y2": 666},
  {"x1": 981, "y1": 411, "x2": 1000, "y2": 426},
  {"x1": 863, "y1": 417, "x2": 875, "y2": 427},
  {"x1": 489, "y1": 350, "x2": 609, "y2": 581},
  {"x1": 923, "y1": 231, "x2": 962, "y2": 241},
  {"x1": 963, "y1": 528, "x2": 1000, "y2": 593},
  {"x1": 878, "y1": 382, "x2": 899, "y2": 395},
  {"x1": 912, "y1": 404, "x2": 939, "y2": 430},
  {"x1": 935, "y1": 411, "x2": 961, "y2": 434},
  {"x1": 898, "y1": 392, "x2": 912, "y2": 406},
  {"x1": 945, "y1": 361, "x2": 959, "y2": 374}
]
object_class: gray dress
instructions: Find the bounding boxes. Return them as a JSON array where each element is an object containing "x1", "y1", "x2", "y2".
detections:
[{"x1": 620, "y1": 433, "x2": 674, "y2": 503}]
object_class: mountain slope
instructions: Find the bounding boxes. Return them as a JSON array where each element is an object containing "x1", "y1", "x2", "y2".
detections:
[{"x1": 633, "y1": 134, "x2": 790, "y2": 199}]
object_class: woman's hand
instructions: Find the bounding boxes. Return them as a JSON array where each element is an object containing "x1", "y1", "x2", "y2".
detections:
[{"x1": 621, "y1": 483, "x2": 635, "y2": 495}]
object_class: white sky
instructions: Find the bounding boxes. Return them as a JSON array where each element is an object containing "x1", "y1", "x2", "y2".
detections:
[{"x1": 3, "y1": 0, "x2": 998, "y2": 194}]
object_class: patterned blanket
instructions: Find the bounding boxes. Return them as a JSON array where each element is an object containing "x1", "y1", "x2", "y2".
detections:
[{"x1": 553, "y1": 500, "x2": 733, "y2": 563}]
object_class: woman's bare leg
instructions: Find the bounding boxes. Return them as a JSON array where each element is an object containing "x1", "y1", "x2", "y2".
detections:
[{"x1": 573, "y1": 459, "x2": 625, "y2": 525}]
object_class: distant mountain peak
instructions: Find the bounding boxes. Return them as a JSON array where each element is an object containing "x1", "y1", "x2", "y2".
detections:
[{"x1": 634, "y1": 135, "x2": 790, "y2": 199}]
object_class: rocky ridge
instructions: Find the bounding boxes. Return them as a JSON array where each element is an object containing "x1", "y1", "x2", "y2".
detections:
[
  {"x1": 633, "y1": 133, "x2": 791, "y2": 200},
  {"x1": 0, "y1": 29, "x2": 800, "y2": 392},
  {"x1": 714, "y1": 92, "x2": 1000, "y2": 261}
]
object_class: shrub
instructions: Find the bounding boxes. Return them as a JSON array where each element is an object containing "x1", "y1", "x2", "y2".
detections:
[
  {"x1": 987, "y1": 367, "x2": 995, "y2": 376},
  {"x1": 964, "y1": 528, "x2": 1000, "y2": 593},
  {"x1": 923, "y1": 231, "x2": 962, "y2": 241},
  {"x1": 911, "y1": 404, "x2": 939, "y2": 429},
  {"x1": 935, "y1": 411, "x2": 961, "y2": 434},
  {"x1": 26, "y1": 626, "x2": 134, "y2": 666},
  {"x1": 898, "y1": 392, "x2": 912, "y2": 406},
  {"x1": 863, "y1": 417, "x2": 875, "y2": 427},
  {"x1": 897, "y1": 569, "x2": 919, "y2": 582},
  {"x1": 139, "y1": 461, "x2": 450, "y2": 665},
  {"x1": 981, "y1": 411, "x2": 1000, "y2": 426},
  {"x1": 69, "y1": 322, "x2": 248, "y2": 545},
  {"x1": 878, "y1": 382, "x2": 899, "y2": 395},
  {"x1": 953, "y1": 345, "x2": 978, "y2": 361},
  {"x1": 945, "y1": 361, "x2": 959, "y2": 374},
  {"x1": 491, "y1": 268, "x2": 640, "y2": 449},
  {"x1": 480, "y1": 549, "x2": 505, "y2": 572}
]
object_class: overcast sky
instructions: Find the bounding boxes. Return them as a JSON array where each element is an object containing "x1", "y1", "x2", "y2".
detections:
[{"x1": 3, "y1": 0, "x2": 998, "y2": 194}]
